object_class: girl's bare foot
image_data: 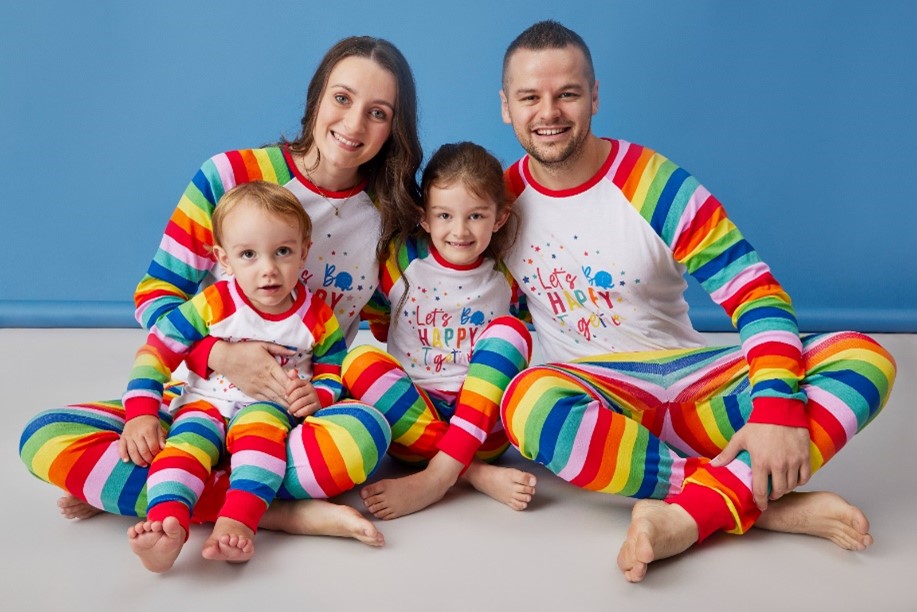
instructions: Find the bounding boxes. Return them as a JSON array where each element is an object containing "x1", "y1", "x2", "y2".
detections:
[
  {"x1": 260, "y1": 499, "x2": 384, "y2": 547},
  {"x1": 58, "y1": 495, "x2": 102, "y2": 520},
  {"x1": 361, "y1": 452, "x2": 461, "y2": 520},
  {"x1": 616, "y1": 500, "x2": 699, "y2": 583},
  {"x1": 756, "y1": 491, "x2": 873, "y2": 550},
  {"x1": 128, "y1": 517, "x2": 186, "y2": 573},
  {"x1": 201, "y1": 517, "x2": 255, "y2": 563},
  {"x1": 463, "y1": 461, "x2": 536, "y2": 510}
]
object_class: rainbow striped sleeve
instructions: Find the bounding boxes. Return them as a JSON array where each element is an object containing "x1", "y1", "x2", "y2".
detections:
[
  {"x1": 497, "y1": 260, "x2": 531, "y2": 324},
  {"x1": 610, "y1": 140, "x2": 807, "y2": 426},
  {"x1": 359, "y1": 238, "x2": 419, "y2": 342},
  {"x1": 133, "y1": 148, "x2": 293, "y2": 330},
  {"x1": 123, "y1": 282, "x2": 235, "y2": 420},
  {"x1": 303, "y1": 295, "x2": 346, "y2": 407}
]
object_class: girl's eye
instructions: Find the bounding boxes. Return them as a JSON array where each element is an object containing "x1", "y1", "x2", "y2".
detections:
[
  {"x1": 240, "y1": 250, "x2": 256, "y2": 260},
  {"x1": 277, "y1": 247, "x2": 292, "y2": 257},
  {"x1": 438, "y1": 213, "x2": 450, "y2": 220}
]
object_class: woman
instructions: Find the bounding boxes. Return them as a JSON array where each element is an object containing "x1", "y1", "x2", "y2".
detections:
[{"x1": 19, "y1": 35, "x2": 422, "y2": 556}]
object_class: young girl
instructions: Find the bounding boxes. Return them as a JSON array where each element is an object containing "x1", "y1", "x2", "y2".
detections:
[
  {"x1": 343, "y1": 142, "x2": 537, "y2": 519},
  {"x1": 20, "y1": 36, "x2": 420, "y2": 541},
  {"x1": 121, "y1": 182, "x2": 390, "y2": 572}
]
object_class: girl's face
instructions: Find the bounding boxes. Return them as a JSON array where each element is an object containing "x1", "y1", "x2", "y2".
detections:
[
  {"x1": 420, "y1": 182, "x2": 509, "y2": 267},
  {"x1": 310, "y1": 56, "x2": 397, "y2": 184},
  {"x1": 213, "y1": 202, "x2": 309, "y2": 315}
]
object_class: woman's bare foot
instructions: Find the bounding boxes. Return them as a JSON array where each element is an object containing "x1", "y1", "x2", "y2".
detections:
[
  {"x1": 463, "y1": 461, "x2": 536, "y2": 510},
  {"x1": 260, "y1": 499, "x2": 384, "y2": 547},
  {"x1": 58, "y1": 495, "x2": 102, "y2": 520},
  {"x1": 128, "y1": 516, "x2": 186, "y2": 573},
  {"x1": 616, "y1": 500, "x2": 699, "y2": 583},
  {"x1": 361, "y1": 452, "x2": 462, "y2": 520},
  {"x1": 755, "y1": 491, "x2": 873, "y2": 550},
  {"x1": 201, "y1": 517, "x2": 255, "y2": 563}
]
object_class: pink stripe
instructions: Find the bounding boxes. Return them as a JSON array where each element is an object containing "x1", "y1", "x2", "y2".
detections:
[
  {"x1": 160, "y1": 234, "x2": 213, "y2": 272},
  {"x1": 148, "y1": 467, "x2": 206, "y2": 495},
  {"x1": 605, "y1": 139, "x2": 632, "y2": 180},
  {"x1": 123, "y1": 390, "x2": 160, "y2": 403},
  {"x1": 449, "y1": 416, "x2": 486, "y2": 443},
  {"x1": 361, "y1": 370, "x2": 405, "y2": 406},
  {"x1": 672, "y1": 184, "x2": 713, "y2": 241},
  {"x1": 805, "y1": 386, "x2": 859, "y2": 440},
  {"x1": 708, "y1": 261, "x2": 771, "y2": 305},
  {"x1": 724, "y1": 458, "x2": 754, "y2": 492},
  {"x1": 286, "y1": 428, "x2": 327, "y2": 498},
  {"x1": 211, "y1": 153, "x2": 238, "y2": 193},
  {"x1": 480, "y1": 325, "x2": 530, "y2": 357},
  {"x1": 557, "y1": 400, "x2": 600, "y2": 481},
  {"x1": 231, "y1": 449, "x2": 287, "y2": 476},
  {"x1": 83, "y1": 443, "x2": 125, "y2": 509},
  {"x1": 742, "y1": 329, "x2": 802, "y2": 353}
]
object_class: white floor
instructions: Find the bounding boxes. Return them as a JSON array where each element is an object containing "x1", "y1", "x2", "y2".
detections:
[{"x1": 3, "y1": 328, "x2": 915, "y2": 611}]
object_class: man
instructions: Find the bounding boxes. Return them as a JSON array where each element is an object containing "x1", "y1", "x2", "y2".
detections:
[{"x1": 498, "y1": 20, "x2": 896, "y2": 583}]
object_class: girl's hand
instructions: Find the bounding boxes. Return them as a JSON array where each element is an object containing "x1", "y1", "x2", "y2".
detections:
[
  {"x1": 119, "y1": 415, "x2": 165, "y2": 467},
  {"x1": 210, "y1": 340, "x2": 295, "y2": 405}
]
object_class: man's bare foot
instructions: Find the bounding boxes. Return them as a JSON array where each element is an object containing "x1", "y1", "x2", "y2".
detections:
[
  {"x1": 58, "y1": 495, "x2": 102, "y2": 520},
  {"x1": 755, "y1": 491, "x2": 873, "y2": 550},
  {"x1": 260, "y1": 499, "x2": 384, "y2": 547},
  {"x1": 201, "y1": 517, "x2": 255, "y2": 563},
  {"x1": 361, "y1": 452, "x2": 461, "y2": 520},
  {"x1": 616, "y1": 500, "x2": 699, "y2": 583},
  {"x1": 463, "y1": 461, "x2": 536, "y2": 510},
  {"x1": 128, "y1": 516, "x2": 187, "y2": 573}
]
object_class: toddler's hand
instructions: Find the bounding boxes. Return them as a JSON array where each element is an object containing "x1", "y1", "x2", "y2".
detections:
[
  {"x1": 119, "y1": 415, "x2": 165, "y2": 467},
  {"x1": 286, "y1": 371, "x2": 321, "y2": 418}
]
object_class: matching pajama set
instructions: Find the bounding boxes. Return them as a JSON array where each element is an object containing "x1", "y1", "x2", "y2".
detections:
[
  {"x1": 500, "y1": 138, "x2": 897, "y2": 540},
  {"x1": 344, "y1": 237, "x2": 532, "y2": 467},
  {"x1": 19, "y1": 148, "x2": 390, "y2": 522}
]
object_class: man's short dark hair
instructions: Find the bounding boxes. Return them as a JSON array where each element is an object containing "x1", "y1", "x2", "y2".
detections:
[{"x1": 502, "y1": 20, "x2": 595, "y2": 88}]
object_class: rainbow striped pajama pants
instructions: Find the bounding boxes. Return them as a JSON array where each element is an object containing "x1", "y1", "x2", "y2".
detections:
[
  {"x1": 500, "y1": 331, "x2": 896, "y2": 540},
  {"x1": 19, "y1": 387, "x2": 392, "y2": 529},
  {"x1": 343, "y1": 316, "x2": 532, "y2": 467}
]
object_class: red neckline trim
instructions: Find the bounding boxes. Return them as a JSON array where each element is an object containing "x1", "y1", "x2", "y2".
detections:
[
  {"x1": 234, "y1": 278, "x2": 307, "y2": 321},
  {"x1": 521, "y1": 138, "x2": 615, "y2": 197},
  {"x1": 428, "y1": 241, "x2": 485, "y2": 271},
  {"x1": 282, "y1": 147, "x2": 368, "y2": 197}
]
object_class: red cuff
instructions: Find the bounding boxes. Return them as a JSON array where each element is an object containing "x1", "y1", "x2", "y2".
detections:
[
  {"x1": 666, "y1": 483, "x2": 735, "y2": 543},
  {"x1": 147, "y1": 500, "x2": 192, "y2": 539},
  {"x1": 437, "y1": 426, "x2": 481, "y2": 468},
  {"x1": 218, "y1": 489, "x2": 266, "y2": 533},
  {"x1": 125, "y1": 397, "x2": 162, "y2": 421},
  {"x1": 186, "y1": 336, "x2": 219, "y2": 377},
  {"x1": 748, "y1": 397, "x2": 808, "y2": 428}
]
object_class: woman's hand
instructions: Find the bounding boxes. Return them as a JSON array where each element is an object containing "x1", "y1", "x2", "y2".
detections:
[
  {"x1": 210, "y1": 340, "x2": 295, "y2": 405},
  {"x1": 119, "y1": 415, "x2": 165, "y2": 466}
]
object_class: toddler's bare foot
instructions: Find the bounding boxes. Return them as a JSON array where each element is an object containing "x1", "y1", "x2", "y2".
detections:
[
  {"x1": 361, "y1": 452, "x2": 461, "y2": 520},
  {"x1": 756, "y1": 491, "x2": 872, "y2": 550},
  {"x1": 616, "y1": 500, "x2": 698, "y2": 583},
  {"x1": 463, "y1": 461, "x2": 536, "y2": 510},
  {"x1": 201, "y1": 517, "x2": 254, "y2": 563},
  {"x1": 260, "y1": 499, "x2": 384, "y2": 547},
  {"x1": 58, "y1": 495, "x2": 102, "y2": 520},
  {"x1": 128, "y1": 517, "x2": 186, "y2": 573}
]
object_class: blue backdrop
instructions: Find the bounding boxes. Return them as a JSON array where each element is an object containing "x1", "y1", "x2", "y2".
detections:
[{"x1": 2, "y1": 0, "x2": 915, "y2": 330}]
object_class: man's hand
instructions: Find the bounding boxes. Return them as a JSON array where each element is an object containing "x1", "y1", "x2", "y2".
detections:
[
  {"x1": 711, "y1": 422, "x2": 811, "y2": 511},
  {"x1": 119, "y1": 415, "x2": 165, "y2": 467},
  {"x1": 210, "y1": 341, "x2": 295, "y2": 405}
]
